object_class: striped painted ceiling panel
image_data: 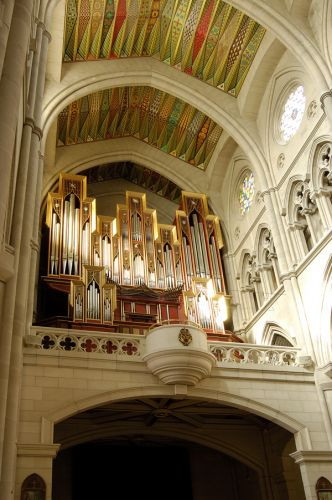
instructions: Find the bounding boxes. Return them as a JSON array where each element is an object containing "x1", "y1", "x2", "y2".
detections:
[
  {"x1": 63, "y1": 0, "x2": 265, "y2": 97},
  {"x1": 57, "y1": 86, "x2": 223, "y2": 170}
]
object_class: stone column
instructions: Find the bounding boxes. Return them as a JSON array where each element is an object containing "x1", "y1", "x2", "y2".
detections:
[
  {"x1": 252, "y1": 277, "x2": 263, "y2": 309},
  {"x1": 291, "y1": 451, "x2": 332, "y2": 499},
  {"x1": 0, "y1": 0, "x2": 35, "y2": 482},
  {"x1": 315, "y1": 191, "x2": 332, "y2": 231},
  {"x1": 289, "y1": 224, "x2": 307, "y2": 262},
  {"x1": 15, "y1": 444, "x2": 60, "y2": 500},
  {"x1": 270, "y1": 255, "x2": 280, "y2": 287},
  {"x1": 223, "y1": 254, "x2": 245, "y2": 331},
  {"x1": 0, "y1": 0, "x2": 34, "y2": 256},
  {"x1": 25, "y1": 152, "x2": 44, "y2": 332},
  {"x1": 0, "y1": 0, "x2": 15, "y2": 79},
  {"x1": 258, "y1": 265, "x2": 272, "y2": 301},
  {"x1": 0, "y1": 18, "x2": 50, "y2": 497},
  {"x1": 240, "y1": 287, "x2": 252, "y2": 321}
]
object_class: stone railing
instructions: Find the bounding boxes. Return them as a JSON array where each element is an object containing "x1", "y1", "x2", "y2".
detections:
[
  {"x1": 27, "y1": 327, "x2": 302, "y2": 368},
  {"x1": 208, "y1": 342, "x2": 300, "y2": 367},
  {"x1": 27, "y1": 326, "x2": 144, "y2": 359}
]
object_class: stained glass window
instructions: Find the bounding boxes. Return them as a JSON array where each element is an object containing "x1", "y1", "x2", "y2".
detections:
[
  {"x1": 239, "y1": 172, "x2": 255, "y2": 215},
  {"x1": 279, "y1": 85, "x2": 306, "y2": 143}
]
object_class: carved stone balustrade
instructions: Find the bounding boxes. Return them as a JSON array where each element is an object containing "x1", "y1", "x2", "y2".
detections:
[
  {"x1": 27, "y1": 326, "x2": 144, "y2": 360},
  {"x1": 26, "y1": 327, "x2": 302, "y2": 371},
  {"x1": 208, "y1": 342, "x2": 300, "y2": 367}
]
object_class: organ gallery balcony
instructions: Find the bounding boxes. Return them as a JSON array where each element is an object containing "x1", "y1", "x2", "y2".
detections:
[{"x1": 25, "y1": 321, "x2": 303, "y2": 385}]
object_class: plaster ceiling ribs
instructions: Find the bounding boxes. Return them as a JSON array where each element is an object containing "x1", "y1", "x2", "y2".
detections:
[
  {"x1": 81, "y1": 162, "x2": 183, "y2": 203},
  {"x1": 63, "y1": 0, "x2": 265, "y2": 97},
  {"x1": 57, "y1": 86, "x2": 223, "y2": 170},
  {"x1": 55, "y1": 399, "x2": 269, "y2": 441}
]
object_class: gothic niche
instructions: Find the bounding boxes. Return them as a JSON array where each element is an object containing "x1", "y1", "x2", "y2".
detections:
[
  {"x1": 242, "y1": 253, "x2": 263, "y2": 315},
  {"x1": 21, "y1": 474, "x2": 46, "y2": 500},
  {"x1": 319, "y1": 142, "x2": 332, "y2": 189},
  {"x1": 316, "y1": 476, "x2": 332, "y2": 499},
  {"x1": 259, "y1": 228, "x2": 279, "y2": 296},
  {"x1": 292, "y1": 180, "x2": 323, "y2": 254}
]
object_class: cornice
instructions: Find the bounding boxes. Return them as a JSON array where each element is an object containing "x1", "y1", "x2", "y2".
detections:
[
  {"x1": 17, "y1": 443, "x2": 60, "y2": 458},
  {"x1": 291, "y1": 450, "x2": 332, "y2": 464}
]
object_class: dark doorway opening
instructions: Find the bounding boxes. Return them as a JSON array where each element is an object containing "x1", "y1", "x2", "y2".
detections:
[{"x1": 54, "y1": 441, "x2": 193, "y2": 500}]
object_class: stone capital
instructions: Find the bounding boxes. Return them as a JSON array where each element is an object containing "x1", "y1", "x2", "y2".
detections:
[
  {"x1": 290, "y1": 450, "x2": 332, "y2": 464},
  {"x1": 17, "y1": 443, "x2": 61, "y2": 458}
]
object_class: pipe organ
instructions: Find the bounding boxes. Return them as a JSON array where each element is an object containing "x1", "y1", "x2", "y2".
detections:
[
  {"x1": 70, "y1": 267, "x2": 116, "y2": 324},
  {"x1": 44, "y1": 173, "x2": 234, "y2": 340},
  {"x1": 46, "y1": 174, "x2": 96, "y2": 277}
]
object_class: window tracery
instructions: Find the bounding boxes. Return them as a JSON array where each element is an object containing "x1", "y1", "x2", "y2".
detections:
[
  {"x1": 21, "y1": 473, "x2": 46, "y2": 500},
  {"x1": 239, "y1": 172, "x2": 255, "y2": 215},
  {"x1": 292, "y1": 181, "x2": 323, "y2": 255},
  {"x1": 239, "y1": 227, "x2": 281, "y2": 323},
  {"x1": 279, "y1": 85, "x2": 306, "y2": 144},
  {"x1": 319, "y1": 142, "x2": 332, "y2": 187},
  {"x1": 307, "y1": 141, "x2": 332, "y2": 235},
  {"x1": 271, "y1": 333, "x2": 293, "y2": 347}
]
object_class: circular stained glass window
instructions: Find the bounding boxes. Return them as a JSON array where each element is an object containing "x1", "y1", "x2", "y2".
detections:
[
  {"x1": 279, "y1": 85, "x2": 306, "y2": 144},
  {"x1": 239, "y1": 172, "x2": 255, "y2": 215}
]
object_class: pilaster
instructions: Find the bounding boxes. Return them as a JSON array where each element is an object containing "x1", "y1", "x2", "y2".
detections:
[
  {"x1": 291, "y1": 450, "x2": 332, "y2": 499},
  {"x1": 15, "y1": 444, "x2": 60, "y2": 500}
]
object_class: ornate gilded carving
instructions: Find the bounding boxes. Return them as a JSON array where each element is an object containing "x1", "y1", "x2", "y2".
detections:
[{"x1": 178, "y1": 328, "x2": 192, "y2": 346}]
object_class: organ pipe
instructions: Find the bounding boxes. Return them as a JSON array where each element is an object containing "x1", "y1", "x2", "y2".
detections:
[
  {"x1": 193, "y1": 214, "x2": 205, "y2": 277},
  {"x1": 82, "y1": 222, "x2": 89, "y2": 265},
  {"x1": 87, "y1": 279, "x2": 100, "y2": 320},
  {"x1": 199, "y1": 221, "x2": 210, "y2": 277}
]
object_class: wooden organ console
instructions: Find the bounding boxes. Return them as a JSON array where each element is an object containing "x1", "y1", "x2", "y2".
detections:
[{"x1": 42, "y1": 172, "x2": 238, "y2": 341}]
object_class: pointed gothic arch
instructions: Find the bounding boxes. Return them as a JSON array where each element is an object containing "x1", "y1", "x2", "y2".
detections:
[{"x1": 261, "y1": 322, "x2": 295, "y2": 347}]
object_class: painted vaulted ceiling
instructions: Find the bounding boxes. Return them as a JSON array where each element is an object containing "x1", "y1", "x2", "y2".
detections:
[
  {"x1": 63, "y1": 0, "x2": 265, "y2": 97},
  {"x1": 57, "y1": 86, "x2": 223, "y2": 170}
]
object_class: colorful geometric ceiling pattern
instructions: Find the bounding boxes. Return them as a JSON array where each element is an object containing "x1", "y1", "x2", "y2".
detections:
[
  {"x1": 57, "y1": 86, "x2": 223, "y2": 170},
  {"x1": 64, "y1": 0, "x2": 265, "y2": 97},
  {"x1": 81, "y1": 162, "x2": 183, "y2": 203}
]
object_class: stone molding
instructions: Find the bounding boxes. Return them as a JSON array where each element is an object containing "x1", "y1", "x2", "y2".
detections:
[
  {"x1": 320, "y1": 90, "x2": 332, "y2": 108},
  {"x1": 24, "y1": 117, "x2": 43, "y2": 140},
  {"x1": 290, "y1": 450, "x2": 332, "y2": 464},
  {"x1": 17, "y1": 443, "x2": 60, "y2": 458},
  {"x1": 0, "y1": 245, "x2": 15, "y2": 282},
  {"x1": 317, "y1": 362, "x2": 332, "y2": 379}
]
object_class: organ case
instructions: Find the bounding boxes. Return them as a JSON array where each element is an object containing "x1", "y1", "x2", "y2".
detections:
[{"x1": 44, "y1": 173, "x2": 233, "y2": 339}]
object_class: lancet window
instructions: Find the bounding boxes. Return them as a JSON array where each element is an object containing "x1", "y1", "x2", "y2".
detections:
[
  {"x1": 239, "y1": 172, "x2": 255, "y2": 215},
  {"x1": 278, "y1": 85, "x2": 306, "y2": 144}
]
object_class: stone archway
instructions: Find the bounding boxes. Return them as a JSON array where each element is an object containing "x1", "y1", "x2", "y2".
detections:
[{"x1": 52, "y1": 396, "x2": 305, "y2": 500}]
